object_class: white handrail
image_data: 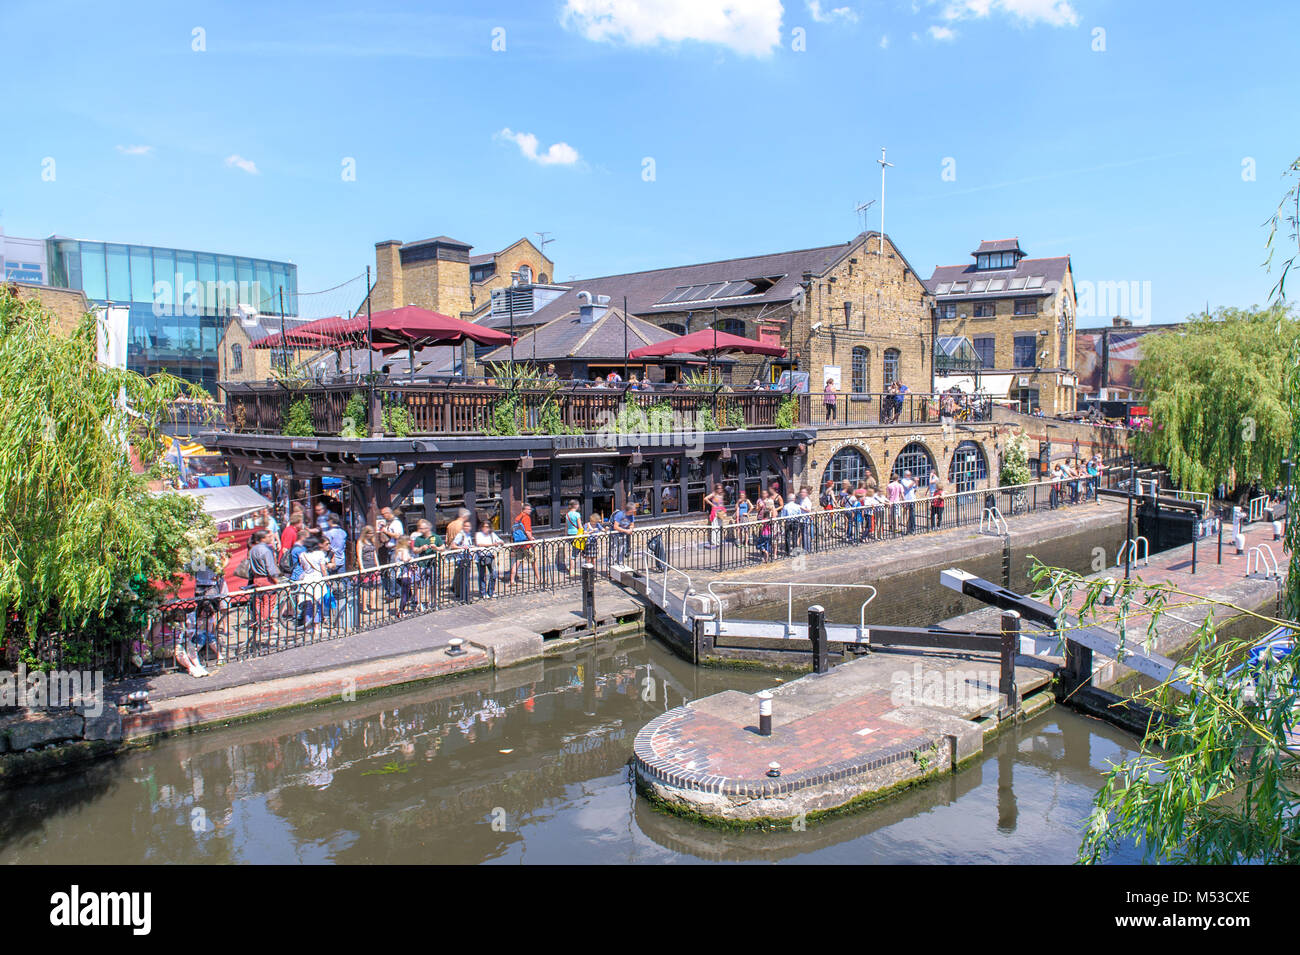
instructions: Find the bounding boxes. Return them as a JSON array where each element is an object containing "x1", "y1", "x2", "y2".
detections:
[
  {"x1": 1247, "y1": 544, "x2": 1280, "y2": 578},
  {"x1": 980, "y1": 506, "x2": 1007, "y2": 535},
  {"x1": 705, "y1": 580, "x2": 878, "y2": 639},
  {"x1": 1116, "y1": 536, "x2": 1149, "y2": 567},
  {"x1": 1248, "y1": 495, "x2": 1270, "y2": 523}
]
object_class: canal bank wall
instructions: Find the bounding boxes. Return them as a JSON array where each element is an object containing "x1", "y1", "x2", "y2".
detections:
[{"x1": 632, "y1": 520, "x2": 1288, "y2": 826}]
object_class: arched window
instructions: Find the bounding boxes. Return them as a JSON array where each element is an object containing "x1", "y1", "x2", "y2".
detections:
[
  {"x1": 851, "y1": 346, "x2": 869, "y2": 393},
  {"x1": 883, "y1": 348, "x2": 900, "y2": 387},
  {"x1": 538, "y1": 272, "x2": 549, "y2": 284},
  {"x1": 892, "y1": 442, "x2": 935, "y2": 486},
  {"x1": 230, "y1": 343, "x2": 243, "y2": 373},
  {"x1": 948, "y1": 440, "x2": 988, "y2": 492},
  {"x1": 823, "y1": 447, "x2": 875, "y2": 489},
  {"x1": 660, "y1": 323, "x2": 687, "y2": 336},
  {"x1": 712, "y1": 317, "x2": 746, "y2": 336},
  {"x1": 518, "y1": 264, "x2": 533, "y2": 284}
]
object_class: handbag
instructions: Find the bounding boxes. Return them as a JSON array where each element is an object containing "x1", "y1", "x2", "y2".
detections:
[{"x1": 235, "y1": 557, "x2": 252, "y2": 579}]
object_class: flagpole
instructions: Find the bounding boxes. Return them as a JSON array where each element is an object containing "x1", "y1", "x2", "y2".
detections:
[
  {"x1": 623, "y1": 295, "x2": 629, "y2": 382},
  {"x1": 712, "y1": 307, "x2": 717, "y2": 384}
]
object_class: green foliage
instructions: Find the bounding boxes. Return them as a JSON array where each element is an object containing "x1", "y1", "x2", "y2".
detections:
[
  {"x1": 774, "y1": 396, "x2": 797, "y2": 430},
  {"x1": 999, "y1": 431, "x2": 1032, "y2": 487},
  {"x1": 726, "y1": 404, "x2": 745, "y2": 429},
  {"x1": 1029, "y1": 561, "x2": 1300, "y2": 864},
  {"x1": 537, "y1": 398, "x2": 573, "y2": 436},
  {"x1": 1265, "y1": 156, "x2": 1300, "y2": 302},
  {"x1": 0, "y1": 286, "x2": 220, "y2": 662},
  {"x1": 282, "y1": 397, "x2": 316, "y2": 437},
  {"x1": 1132, "y1": 306, "x2": 1298, "y2": 493},
  {"x1": 486, "y1": 394, "x2": 524, "y2": 436},
  {"x1": 340, "y1": 392, "x2": 368, "y2": 437},
  {"x1": 383, "y1": 401, "x2": 413, "y2": 438},
  {"x1": 694, "y1": 405, "x2": 716, "y2": 432}
]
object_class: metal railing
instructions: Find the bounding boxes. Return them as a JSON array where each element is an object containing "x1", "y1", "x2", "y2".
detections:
[
  {"x1": 220, "y1": 380, "x2": 1000, "y2": 437},
  {"x1": 704, "y1": 581, "x2": 877, "y2": 640},
  {"x1": 117, "y1": 474, "x2": 1104, "y2": 678}
]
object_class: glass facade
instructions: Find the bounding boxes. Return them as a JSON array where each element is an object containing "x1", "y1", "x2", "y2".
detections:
[{"x1": 46, "y1": 238, "x2": 297, "y2": 395}]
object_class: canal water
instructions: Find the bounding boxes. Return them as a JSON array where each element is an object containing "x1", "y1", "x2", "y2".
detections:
[
  {"x1": 0, "y1": 636, "x2": 1141, "y2": 864},
  {"x1": 742, "y1": 519, "x2": 1134, "y2": 629}
]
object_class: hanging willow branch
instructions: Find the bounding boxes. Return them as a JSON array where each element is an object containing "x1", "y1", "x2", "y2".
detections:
[{"x1": 1132, "y1": 305, "x2": 1297, "y2": 494}]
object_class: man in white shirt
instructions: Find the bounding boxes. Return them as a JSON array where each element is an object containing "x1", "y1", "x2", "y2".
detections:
[
  {"x1": 901, "y1": 470, "x2": 918, "y2": 534},
  {"x1": 796, "y1": 486, "x2": 815, "y2": 551},
  {"x1": 780, "y1": 497, "x2": 804, "y2": 555}
]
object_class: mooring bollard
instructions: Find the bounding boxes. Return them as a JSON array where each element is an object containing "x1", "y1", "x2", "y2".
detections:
[
  {"x1": 446, "y1": 637, "x2": 465, "y2": 656},
  {"x1": 1274, "y1": 520, "x2": 1284, "y2": 541},
  {"x1": 808, "y1": 604, "x2": 830, "y2": 673},
  {"x1": 999, "y1": 610, "x2": 1020, "y2": 718},
  {"x1": 581, "y1": 561, "x2": 596, "y2": 631},
  {"x1": 757, "y1": 690, "x2": 773, "y2": 736}
]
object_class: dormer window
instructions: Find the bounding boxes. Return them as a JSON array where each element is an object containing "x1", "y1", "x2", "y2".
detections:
[{"x1": 976, "y1": 251, "x2": 1021, "y2": 270}]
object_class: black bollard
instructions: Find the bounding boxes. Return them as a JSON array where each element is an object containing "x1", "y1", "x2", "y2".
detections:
[
  {"x1": 581, "y1": 561, "x2": 596, "y2": 631},
  {"x1": 808, "y1": 604, "x2": 830, "y2": 674},
  {"x1": 758, "y1": 690, "x2": 773, "y2": 736}
]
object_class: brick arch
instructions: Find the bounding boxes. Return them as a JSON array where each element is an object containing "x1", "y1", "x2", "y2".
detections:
[{"x1": 820, "y1": 444, "x2": 879, "y2": 491}]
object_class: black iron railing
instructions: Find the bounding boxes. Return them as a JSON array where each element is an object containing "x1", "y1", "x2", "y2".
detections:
[{"x1": 116, "y1": 471, "x2": 1128, "y2": 678}]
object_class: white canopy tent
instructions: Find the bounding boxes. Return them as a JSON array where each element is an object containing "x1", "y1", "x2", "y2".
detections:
[{"x1": 161, "y1": 485, "x2": 272, "y2": 524}]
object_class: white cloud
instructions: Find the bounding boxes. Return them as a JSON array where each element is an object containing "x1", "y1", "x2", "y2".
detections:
[
  {"x1": 225, "y1": 154, "x2": 260, "y2": 175},
  {"x1": 941, "y1": 0, "x2": 1079, "y2": 27},
  {"x1": 115, "y1": 144, "x2": 153, "y2": 156},
  {"x1": 879, "y1": 33, "x2": 890, "y2": 47},
  {"x1": 928, "y1": 24, "x2": 956, "y2": 40},
  {"x1": 497, "y1": 128, "x2": 581, "y2": 167},
  {"x1": 561, "y1": 0, "x2": 784, "y2": 57},
  {"x1": 808, "y1": 1, "x2": 858, "y2": 23}
]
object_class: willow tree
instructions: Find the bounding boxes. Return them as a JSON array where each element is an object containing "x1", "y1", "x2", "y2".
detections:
[
  {"x1": 0, "y1": 286, "x2": 219, "y2": 666},
  {"x1": 1131, "y1": 305, "x2": 1298, "y2": 494}
]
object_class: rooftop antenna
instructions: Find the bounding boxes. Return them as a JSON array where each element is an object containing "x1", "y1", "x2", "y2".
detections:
[
  {"x1": 535, "y1": 231, "x2": 555, "y2": 258},
  {"x1": 855, "y1": 199, "x2": 876, "y2": 237}
]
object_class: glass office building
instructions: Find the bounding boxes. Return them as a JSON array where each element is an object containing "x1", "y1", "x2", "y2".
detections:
[{"x1": 46, "y1": 237, "x2": 297, "y2": 395}]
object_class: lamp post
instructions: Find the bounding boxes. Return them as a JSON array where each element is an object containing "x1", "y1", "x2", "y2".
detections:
[
  {"x1": 1125, "y1": 454, "x2": 1136, "y2": 581},
  {"x1": 1284, "y1": 457, "x2": 1294, "y2": 548}
]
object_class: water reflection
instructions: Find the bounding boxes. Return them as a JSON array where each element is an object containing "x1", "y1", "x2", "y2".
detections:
[{"x1": 0, "y1": 636, "x2": 1139, "y2": 865}]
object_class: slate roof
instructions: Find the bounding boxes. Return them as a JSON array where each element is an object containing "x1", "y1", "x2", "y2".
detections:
[
  {"x1": 973, "y1": 238, "x2": 1023, "y2": 255},
  {"x1": 479, "y1": 306, "x2": 714, "y2": 364},
  {"x1": 926, "y1": 255, "x2": 1071, "y2": 299},
  {"x1": 521, "y1": 233, "x2": 918, "y2": 327}
]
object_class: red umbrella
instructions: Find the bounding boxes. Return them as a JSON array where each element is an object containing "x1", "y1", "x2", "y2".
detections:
[
  {"x1": 322, "y1": 307, "x2": 515, "y2": 379},
  {"x1": 628, "y1": 328, "x2": 787, "y2": 359}
]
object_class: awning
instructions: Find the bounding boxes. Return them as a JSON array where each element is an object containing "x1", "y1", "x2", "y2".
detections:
[{"x1": 160, "y1": 485, "x2": 273, "y2": 524}]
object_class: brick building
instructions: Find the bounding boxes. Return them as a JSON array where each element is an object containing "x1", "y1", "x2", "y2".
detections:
[
  {"x1": 4, "y1": 281, "x2": 91, "y2": 336},
  {"x1": 925, "y1": 238, "x2": 1077, "y2": 416},
  {"x1": 508, "y1": 231, "x2": 935, "y2": 389},
  {"x1": 370, "y1": 235, "x2": 554, "y2": 324}
]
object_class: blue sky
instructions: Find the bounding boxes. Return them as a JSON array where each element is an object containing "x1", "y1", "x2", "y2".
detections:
[{"x1": 2, "y1": 0, "x2": 1297, "y2": 324}]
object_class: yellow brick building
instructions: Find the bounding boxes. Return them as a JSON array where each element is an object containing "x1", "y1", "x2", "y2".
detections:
[{"x1": 926, "y1": 239, "x2": 1077, "y2": 416}]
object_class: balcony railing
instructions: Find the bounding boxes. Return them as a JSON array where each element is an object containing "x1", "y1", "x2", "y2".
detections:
[{"x1": 218, "y1": 380, "x2": 990, "y2": 438}]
